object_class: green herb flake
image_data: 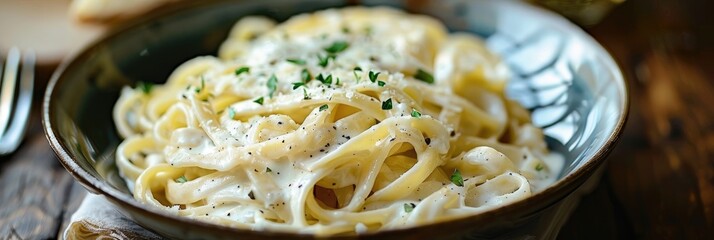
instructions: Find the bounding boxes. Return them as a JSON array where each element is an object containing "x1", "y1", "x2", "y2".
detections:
[
  {"x1": 535, "y1": 163, "x2": 544, "y2": 171},
  {"x1": 266, "y1": 167, "x2": 272, "y2": 173},
  {"x1": 292, "y1": 82, "x2": 305, "y2": 90},
  {"x1": 301, "y1": 69, "x2": 312, "y2": 83},
  {"x1": 235, "y1": 66, "x2": 250, "y2": 76},
  {"x1": 316, "y1": 74, "x2": 324, "y2": 83},
  {"x1": 193, "y1": 77, "x2": 206, "y2": 93},
  {"x1": 450, "y1": 169, "x2": 464, "y2": 187},
  {"x1": 353, "y1": 67, "x2": 362, "y2": 81},
  {"x1": 341, "y1": 26, "x2": 350, "y2": 34},
  {"x1": 137, "y1": 81, "x2": 153, "y2": 94},
  {"x1": 324, "y1": 41, "x2": 349, "y2": 54},
  {"x1": 316, "y1": 74, "x2": 332, "y2": 85},
  {"x1": 175, "y1": 176, "x2": 188, "y2": 183},
  {"x1": 369, "y1": 71, "x2": 380, "y2": 83},
  {"x1": 228, "y1": 107, "x2": 236, "y2": 119},
  {"x1": 336, "y1": 78, "x2": 341, "y2": 86},
  {"x1": 404, "y1": 203, "x2": 416, "y2": 213},
  {"x1": 381, "y1": 98, "x2": 393, "y2": 110},
  {"x1": 254, "y1": 97, "x2": 264, "y2": 105},
  {"x1": 319, "y1": 104, "x2": 329, "y2": 112},
  {"x1": 286, "y1": 59, "x2": 306, "y2": 65},
  {"x1": 411, "y1": 109, "x2": 422, "y2": 118},
  {"x1": 414, "y1": 68, "x2": 434, "y2": 84},
  {"x1": 267, "y1": 74, "x2": 278, "y2": 97},
  {"x1": 303, "y1": 88, "x2": 311, "y2": 100},
  {"x1": 377, "y1": 80, "x2": 386, "y2": 87},
  {"x1": 318, "y1": 54, "x2": 332, "y2": 67}
]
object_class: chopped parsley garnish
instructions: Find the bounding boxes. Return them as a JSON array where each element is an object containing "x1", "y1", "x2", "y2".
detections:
[
  {"x1": 404, "y1": 203, "x2": 416, "y2": 213},
  {"x1": 411, "y1": 109, "x2": 422, "y2": 118},
  {"x1": 292, "y1": 82, "x2": 305, "y2": 90},
  {"x1": 228, "y1": 107, "x2": 236, "y2": 119},
  {"x1": 235, "y1": 66, "x2": 250, "y2": 76},
  {"x1": 286, "y1": 58, "x2": 306, "y2": 65},
  {"x1": 414, "y1": 68, "x2": 434, "y2": 84},
  {"x1": 368, "y1": 71, "x2": 380, "y2": 83},
  {"x1": 377, "y1": 81, "x2": 386, "y2": 87},
  {"x1": 341, "y1": 26, "x2": 350, "y2": 34},
  {"x1": 319, "y1": 104, "x2": 329, "y2": 112},
  {"x1": 248, "y1": 190, "x2": 255, "y2": 200},
  {"x1": 316, "y1": 74, "x2": 332, "y2": 85},
  {"x1": 301, "y1": 69, "x2": 312, "y2": 83},
  {"x1": 303, "y1": 88, "x2": 311, "y2": 100},
  {"x1": 267, "y1": 74, "x2": 278, "y2": 97},
  {"x1": 324, "y1": 41, "x2": 349, "y2": 54},
  {"x1": 137, "y1": 81, "x2": 153, "y2": 94},
  {"x1": 266, "y1": 167, "x2": 272, "y2": 173},
  {"x1": 381, "y1": 98, "x2": 393, "y2": 110},
  {"x1": 535, "y1": 163, "x2": 544, "y2": 171},
  {"x1": 194, "y1": 77, "x2": 206, "y2": 93},
  {"x1": 450, "y1": 169, "x2": 464, "y2": 187},
  {"x1": 253, "y1": 97, "x2": 264, "y2": 105},
  {"x1": 353, "y1": 67, "x2": 362, "y2": 81},
  {"x1": 317, "y1": 54, "x2": 333, "y2": 67},
  {"x1": 175, "y1": 176, "x2": 188, "y2": 183},
  {"x1": 336, "y1": 78, "x2": 341, "y2": 86}
]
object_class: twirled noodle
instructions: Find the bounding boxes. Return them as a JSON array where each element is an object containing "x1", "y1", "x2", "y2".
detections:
[{"x1": 113, "y1": 7, "x2": 564, "y2": 235}]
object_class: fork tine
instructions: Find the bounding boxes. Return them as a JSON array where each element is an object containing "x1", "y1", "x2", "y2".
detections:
[
  {"x1": 0, "y1": 48, "x2": 34, "y2": 155},
  {"x1": 0, "y1": 47, "x2": 20, "y2": 138}
]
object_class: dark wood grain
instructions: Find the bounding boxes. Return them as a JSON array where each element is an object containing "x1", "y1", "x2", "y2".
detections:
[
  {"x1": 559, "y1": 0, "x2": 714, "y2": 239},
  {"x1": 0, "y1": 134, "x2": 74, "y2": 240}
]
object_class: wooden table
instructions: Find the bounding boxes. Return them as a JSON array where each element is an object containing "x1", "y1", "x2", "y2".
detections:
[{"x1": 1, "y1": 0, "x2": 713, "y2": 239}]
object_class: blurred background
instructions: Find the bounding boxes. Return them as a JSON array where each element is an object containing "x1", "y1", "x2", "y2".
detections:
[{"x1": 1, "y1": 0, "x2": 713, "y2": 239}]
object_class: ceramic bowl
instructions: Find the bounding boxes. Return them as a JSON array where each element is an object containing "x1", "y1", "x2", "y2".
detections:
[{"x1": 43, "y1": 0, "x2": 628, "y2": 239}]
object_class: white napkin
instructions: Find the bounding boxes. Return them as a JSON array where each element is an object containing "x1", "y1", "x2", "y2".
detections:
[
  {"x1": 63, "y1": 194, "x2": 164, "y2": 240},
  {"x1": 63, "y1": 188, "x2": 585, "y2": 239}
]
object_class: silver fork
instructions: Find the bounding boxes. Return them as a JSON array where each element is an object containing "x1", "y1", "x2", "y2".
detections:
[{"x1": 0, "y1": 47, "x2": 35, "y2": 156}]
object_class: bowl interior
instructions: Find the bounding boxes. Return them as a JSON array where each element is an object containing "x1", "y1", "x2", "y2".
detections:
[{"x1": 44, "y1": 0, "x2": 627, "y2": 238}]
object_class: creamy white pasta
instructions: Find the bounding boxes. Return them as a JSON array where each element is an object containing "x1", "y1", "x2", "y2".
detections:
[{"x1": 113, "y1": 7, "x2": 563, "y2": 235}]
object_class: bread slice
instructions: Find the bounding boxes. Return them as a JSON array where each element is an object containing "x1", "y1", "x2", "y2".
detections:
[{"x1": 70, "y1": 0, "x2": 175, "y2": 22}]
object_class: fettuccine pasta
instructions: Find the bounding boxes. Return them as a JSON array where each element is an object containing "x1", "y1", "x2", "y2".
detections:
[{"x1": 113, "y1": 7, "x2": 563, "y2": 235}]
